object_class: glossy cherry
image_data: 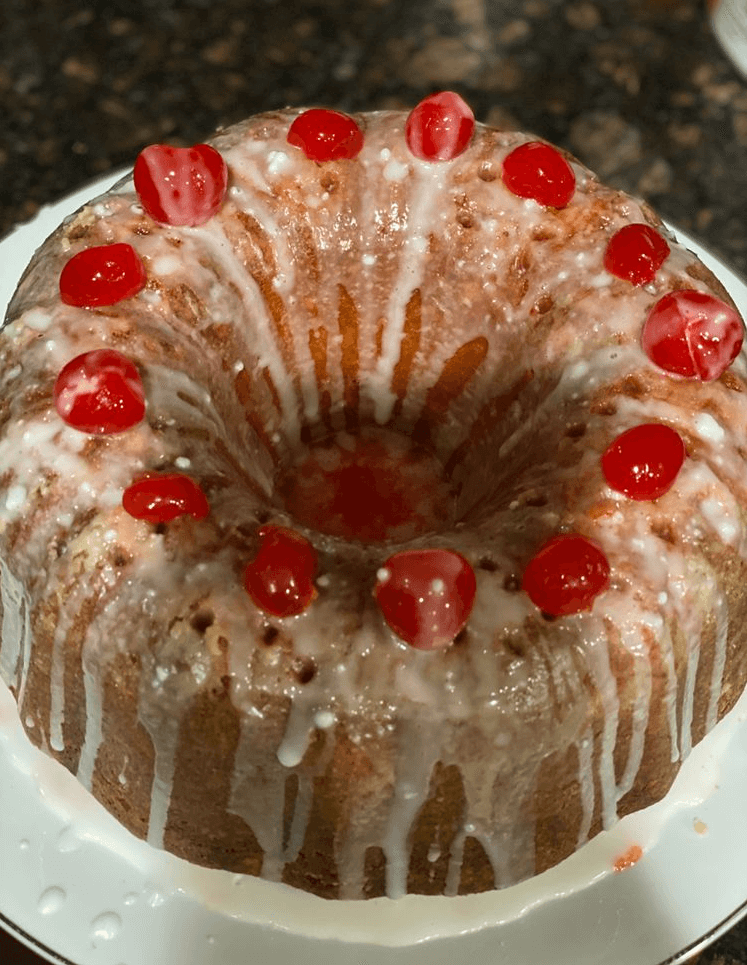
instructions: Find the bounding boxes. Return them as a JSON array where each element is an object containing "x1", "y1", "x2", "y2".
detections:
[
  {"x1": 502, "y1": 141, "x2": 576, "y2": 209},
  {"x1": 374, "y1": 548, "x2": 476, "y2": 650},
  {"x1": 604, "y1": 223, "x2": 670, "y2": 286},
  {"x1": 54, "y1": 349, "x2": 145, "y2": 434},
  {"x1": 122, "y1": 473, "x2": 209, "y2": 524},
  {"x1": 59, "y1": 243, "x2": 147, "y2": 308},
  {"x1": 134, "y1": 143, "x2": 228, "y2": 226},
  {"x1": 641, "y1": 289, "x2": 744, "y2": 381},
  {"x1": 244, "y1": 525, "x2": 318, "y2": 618},
  {"x1": 522, "y1": 534, "x2": 609, "y2": 617},
  {"x1": 405, "y1": 91, "x2": 475, "y2": 161},
  {"x1": 286, "y1": 109, "x2": 364, "y2": 162},
  {"x1": 602, "y1": 423, "x2": 685, "y2": 500}
]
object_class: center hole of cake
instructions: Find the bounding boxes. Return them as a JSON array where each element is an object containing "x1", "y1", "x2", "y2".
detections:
[{"x1": 277, "y1": 426, "x2": 456, "y2": 544}]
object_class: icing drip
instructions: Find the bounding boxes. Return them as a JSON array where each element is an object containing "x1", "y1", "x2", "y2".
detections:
[
  {"x1": 574, "y1": 727, "x2": 596, "y2": 848},
  {"x1": 381, "y1": 718, "x2": 436, "y2": 899},
  {"x1": 0, "y1": 559, "x2": 31, "y2": 702},
  {"x1": 707, "y1": 592, "x2": 729, "y2": 732},
  {"x1": 583, "y1": 619, "x2": 622, "y2": 830},
  {"x1": 372, "y1": 162, "x2": 447, "y2": 425},
  {"x1": 76, "y1": 654, "x2": 103, "y2": 791},
  {"x1": 140, "y1": 688, "x2": 181, "y2": 849}
]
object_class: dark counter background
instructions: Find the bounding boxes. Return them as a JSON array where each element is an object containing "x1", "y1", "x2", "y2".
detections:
[{"x1": 0, "y1": 0, "x2": 745, "y2": 962}]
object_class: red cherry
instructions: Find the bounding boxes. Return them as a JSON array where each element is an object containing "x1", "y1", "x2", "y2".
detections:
[
  {"x1": 373, "y1": 548, "x2": 476, "y2": 650},
  {"x1": 602, "y1": 423, "x2": 685, "y2": 500},
  {"x1": 522, "y1": 535, "x2": 609, "y2": 617},
  {"x1": 134, "y1": 143, "x2": 228, "y2": 226},
  {"x1": 641, "y1": 289, "x2": 744, "y2": 381},
  {"x1": 502, "y1": 141, "x2": 576, "y2": 209},
  {"x1": 286, "y1": 109, "x2": 364, "y2": 162},
  {"x1": 604, "y1": 224, "x2": 670, "y2": 286},
  {"x1": 122, "y1": 473, "x2": 209, "y2": 524},
  {"x1": 244, "y1": 525, "x2": 318, "y2": 618},
  {"x1": 54, "y1": 349, "x2": 145, "y2": 434},
  {"x1": 405, "y1": 91, "x2": 475, "y2": 161},
  {"x1": 59, "y1": 243, "x2": 147, "y2": 308}
]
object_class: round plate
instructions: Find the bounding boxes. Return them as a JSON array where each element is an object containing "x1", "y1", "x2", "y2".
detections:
[{"x1": 1, "y1": 176, "x2": 747, "y2": 965}]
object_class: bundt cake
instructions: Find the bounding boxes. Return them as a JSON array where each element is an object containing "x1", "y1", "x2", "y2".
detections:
[{"x1": 1, "y1": 92, "x2": 746, "y2": 900}]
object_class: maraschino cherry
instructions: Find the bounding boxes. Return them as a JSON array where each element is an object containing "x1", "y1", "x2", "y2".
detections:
[
  {"x1": 604, "y1": 224, "x2": 670, "y2": 286},
  {"x1": 405, "y1": 91, "x2": 475, "y2": 161},
  {"x1": 244, "y1": 525, "x2": 318, "y2": 618},
  {"x1": 522, "y1": 534, "x2": 609, "y2": 617},
  {"x1": 123, "y1": 474, "x2": 209, "y2": 524},
  {"x1": 54, "y1": 349, "x2": 145, "y2": 434},
  {"x1": 602, "y1": 423, "x2": 685, "y2": 500},
  {"x1": 641, "y1": 289, "x2": 744, "y2": 381},
  {"x1": 59, "y1": 243, "x2": 147, "y2": 308},
  {"x1": 374, "y1": 548, "x2": 476, "y2": 650},
  {"x1": 502, "y1": 141, "x2": 576, "y2": 209},
  {"x1": 134, "y1": 143, "x2": 228, "y2": 226},
  {"x1": 287, "y1": 109, "x2": 364, "y2": 162}
]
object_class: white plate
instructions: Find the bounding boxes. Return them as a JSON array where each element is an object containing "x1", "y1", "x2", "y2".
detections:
[{"x1": 1, "y1": 176, "x2": 747, "y2": 965}]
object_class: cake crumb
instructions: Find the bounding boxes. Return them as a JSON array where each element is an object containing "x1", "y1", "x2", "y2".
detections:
[
  {"x1": 613, "y1": 844, "x2": 643, "y2": 873},
  {"x1": 693, "y1": 818, "x2": 708, "y2": 835}
]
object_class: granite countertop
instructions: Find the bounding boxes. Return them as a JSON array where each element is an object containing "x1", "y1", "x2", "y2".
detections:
[{"x1": 0, "y1": 0, "x2": 745, "y2": 962}]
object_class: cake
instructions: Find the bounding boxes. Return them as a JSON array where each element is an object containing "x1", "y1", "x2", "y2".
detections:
[{"x1": 1, "y1": 92, "x2": 746, "y2": 900}]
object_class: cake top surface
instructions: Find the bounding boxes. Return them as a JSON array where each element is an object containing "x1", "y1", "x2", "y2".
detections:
[{"x1": 1, "y1": 94, "x2": 746, "y2": 737}]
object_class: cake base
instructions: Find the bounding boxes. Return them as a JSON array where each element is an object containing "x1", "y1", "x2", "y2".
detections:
[{"x1": 1, "y1": 669, "x2": 746, "y2": 965}]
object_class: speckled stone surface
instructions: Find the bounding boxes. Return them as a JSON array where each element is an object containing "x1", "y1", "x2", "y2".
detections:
[{"x1": 0, "y1": 0, "x2": 746, "y2": 962}]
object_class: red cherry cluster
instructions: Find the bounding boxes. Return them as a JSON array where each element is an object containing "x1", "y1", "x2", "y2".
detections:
[
  {"x1": 243, "y1": 532, "x2": 478, "y2": 650},
  {"x1": 286, "y1": 92, "x2": 475, "y2": 165},
  {"x1": 53, "y1": 137, "x2": 233, "y2": 519}
]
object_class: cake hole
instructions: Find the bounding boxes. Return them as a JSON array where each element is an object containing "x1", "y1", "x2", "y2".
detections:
[
  {"x1": 477, "y1": 163, "x2": 497, "y2": 182},
  {"x1": 591, "y1": 401, "x2": 617, "y2": 417},
  {"x1": 211, "y1": 674, "x2": 232, "y2": 697},
  {"x1": 523, "y1": 492, "x2": 547, "y2": 507},
  {"x1": 565, "y1": 422, "x2": 586, "y2": 439},
  {"x1": 531, "y1": 226, "x2": 558, "y2": 242},
  {"x1": 531, "y1": 293, "x2": 554, "y2": 315},
  {"x1": 292, "y1": 655, "x2": 317, "y2": 685},
  {"x1": 453, "y1": 627, "x2": 468, "y2": 646},
  {"x1": 277, "y1": 426, "x2": 457, "y2": 544},
  {"x1": 478, "y1": 556, "x2": 498, "y2": 572},
  {"x1": 190, "y1": 609, "x2": 215, "y2": 634},
  {"x1": 456, "y1": 212, "x2": 474, "y2": 228},
  {"x1": 504, "y1": 636, "x2": 526, "y2": 657},
  {"x1": 262, "y1": 626, "x2": 280, "y2": 647},
  {"x1": 540, "y1": 610, "x2": 557, "y2": 622},
  {"x1": 503, "y1": 573, "x2": 521, "y2": 592},
  {"x1": 154, "y1": 522, "x2": 168, "y2": 535},
  {"x1": 320, "y1": 172, "x2": 338, "y2": 193},
  {"x1": 651, "y1": 520, "x2": 677, "y2": 545},
  {"x1": 621, "y1": 375, "x2": 646, "y2": 398}
]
